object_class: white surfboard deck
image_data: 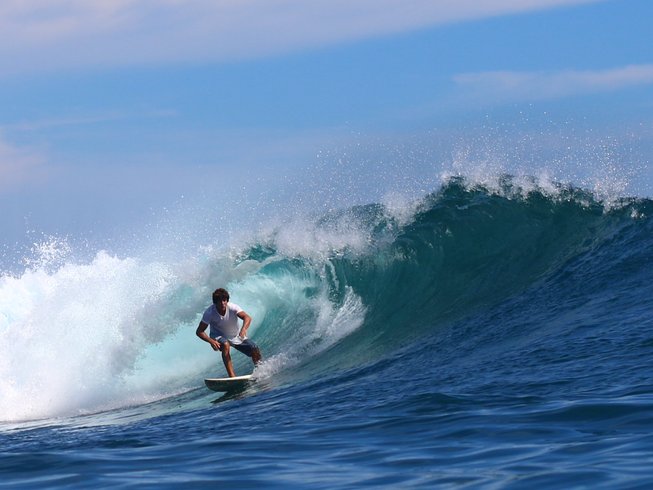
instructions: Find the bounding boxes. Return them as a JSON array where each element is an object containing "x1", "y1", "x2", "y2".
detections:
[{"x1": 204, "y1": 374, "x2": 253, "y2": 392}]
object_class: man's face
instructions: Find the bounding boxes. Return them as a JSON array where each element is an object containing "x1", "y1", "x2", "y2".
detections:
[{"x1": 217, "y1": 298, "x2": 228, "y2": 314}]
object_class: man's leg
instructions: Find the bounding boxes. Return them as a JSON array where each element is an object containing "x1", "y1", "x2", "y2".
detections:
[
  {"x1": 251, "y1": 347, "x2": 262, "y2": 365},
  {"x1": 221, "y1": 342, "x2": 236, "y2": 377},
  {"x1": 233, "y1": 340, "x2": 262, "y2": 366}
]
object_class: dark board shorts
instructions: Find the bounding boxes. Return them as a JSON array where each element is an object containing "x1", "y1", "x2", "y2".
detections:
[{"x1": 215, "y1": 336, "x2": 259, "y2": 357}]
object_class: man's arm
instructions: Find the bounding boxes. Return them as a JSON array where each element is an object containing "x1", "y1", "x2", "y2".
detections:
[
  {"x1": 237, "y1": 311, "x2": 252, "y2": 338},
  {"x1": 196, "y1": 321, "x2": 221, "y2": 351}
]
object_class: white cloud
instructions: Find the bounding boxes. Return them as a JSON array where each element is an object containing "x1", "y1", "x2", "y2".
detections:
[
  {"x1": 454, "y1": 64, "x2": 653, "y2": 102},
  {"x1": 0, "y1": 0, "x2": 605, "y2": 75}
]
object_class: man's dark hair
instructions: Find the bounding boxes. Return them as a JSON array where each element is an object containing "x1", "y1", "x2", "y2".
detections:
[{"x1": 212, "y1": 288, "x2": 230, "y2": 304}]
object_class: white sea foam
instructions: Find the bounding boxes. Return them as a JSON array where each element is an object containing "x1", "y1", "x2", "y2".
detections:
[{"x1": 0, "y1": 242, "x2": 218, "y2": 422}]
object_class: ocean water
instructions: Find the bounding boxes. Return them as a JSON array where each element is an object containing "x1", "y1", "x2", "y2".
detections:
[{"x1": 2, "y1": 175, "x2": 653, "y2": 488}]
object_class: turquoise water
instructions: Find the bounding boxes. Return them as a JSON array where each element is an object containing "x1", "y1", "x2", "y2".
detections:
[{"x1": 2, "y1": 177, "x2": 653, "y2": 488}]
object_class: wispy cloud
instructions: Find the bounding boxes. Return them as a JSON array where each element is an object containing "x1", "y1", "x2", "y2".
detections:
[
  {"x1": 454, "y1": 64, "x2": 653, "y2": 103},
  {"x1": 0, "y1": 0, "x2": 605, "y2": 76},
  {"x1": 0, "y1": 135, "x2": 46, "y2": 191},
  {"x1": 2, "y1": 109, "x2": 177, "y2": 132}
]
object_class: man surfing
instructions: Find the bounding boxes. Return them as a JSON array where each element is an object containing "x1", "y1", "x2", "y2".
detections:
[{"x1": 196, "y1": 288, "x2": 262, "y2": 377}]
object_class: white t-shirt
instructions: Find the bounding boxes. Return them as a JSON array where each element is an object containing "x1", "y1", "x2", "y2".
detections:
[{"x1": 201, "y1": 302, "x2": 243, "y2": 340}]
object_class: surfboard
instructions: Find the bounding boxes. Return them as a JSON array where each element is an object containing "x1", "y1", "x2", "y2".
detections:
[{"x1": 204, "y1": 374, "x2": 253, "y2": 392}]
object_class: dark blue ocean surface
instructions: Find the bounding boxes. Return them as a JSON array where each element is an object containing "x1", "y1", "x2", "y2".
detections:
[{"x1": 2, "y1": 178, "x2": 653, "y2": 488}]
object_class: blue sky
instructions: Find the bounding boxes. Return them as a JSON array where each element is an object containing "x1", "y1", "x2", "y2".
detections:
[{"x1": 1, "y1": 0, "x2": 652, "y2": 258}]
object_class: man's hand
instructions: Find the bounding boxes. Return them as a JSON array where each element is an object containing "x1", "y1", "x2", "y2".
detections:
[
  {"x1": 210, "y1": 339, "x2": 222, "y2": 351},
  {"x1": 237, "y1": 311, "x2": 251, "y2": 340}
]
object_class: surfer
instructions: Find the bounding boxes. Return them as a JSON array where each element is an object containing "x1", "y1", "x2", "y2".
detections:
[{"x1": 196, "y1": 288, "x2": 262, "y2": 377}]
